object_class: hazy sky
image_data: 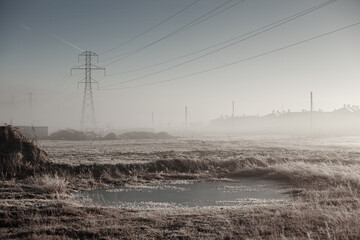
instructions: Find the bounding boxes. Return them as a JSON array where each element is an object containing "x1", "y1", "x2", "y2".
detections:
[{"x1": 0, "y1": 0, "x2": 359, "y2": 131}]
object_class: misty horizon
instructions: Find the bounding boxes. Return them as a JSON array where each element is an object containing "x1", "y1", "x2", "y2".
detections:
[{"x1": 1, "y1": 0, "x2": 359, "y2": 133}]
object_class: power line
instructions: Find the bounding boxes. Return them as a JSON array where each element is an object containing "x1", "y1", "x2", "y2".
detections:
[
  {"x1": 39, "y1": 74, "x2": 73, "y2": 100},
  {"x1": 177, "y1": 0, "x2": 245, "y2": 33},
  {"x1": 36, "y1": 63, "x2": 81, "y2": 102},
  {"x1": 101, "y1": 0, "x2": 336, "y2": 88},
  {"x1": 99, "y1": 0, "x2": 201, "y2": 55},
  {"x1": 105, "y1": 0, "x2": 247, "y2": 77},
  {"x1": 102, "y1": 0, "x2": 234, "y2": 64},
  {"x1": 107, "y1": 0, "x2": 335, "y2": 78},
  {"x1": 102, "y1": 0, "x2": 242, "y2": 67},
  {"x1": 100, "y1": 22, "x2": 360, "y2": 91}
]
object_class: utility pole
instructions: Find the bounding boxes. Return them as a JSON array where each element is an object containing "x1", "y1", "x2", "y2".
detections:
[
  {"x1": 28, "y1": 92, "x2": 32, "y2": 109},
  {"x1": 152, "y1": 112, "x2": 154, "y2": 130},
  {"x1": 185, "y1": 106, "x2": 188, "y2": 131},
  {"x1": 232, "y1": 100, "x2": 235, "y2": 131},
  {"x1": 310, "y1": 91, "x2": 313, "y2": 131},
  {"x1": 72, "y1": 51, "x2": 105, "y2": 131},
  {"x1": 11, "y1": 96, "x2": 14, "y2": 125},
  {"x1": 28, "y1": 92, "x2": 33, "y2": 124}
]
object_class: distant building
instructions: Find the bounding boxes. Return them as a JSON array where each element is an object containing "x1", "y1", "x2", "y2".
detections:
[
  {"x1": 15, "y1": 126, "x2": 48, "y2": 139},
  {"x1": 333, "y1": 104, "x2": 360, "y2": 114},
  {"x1": 210, "y1": 104, "x2": 360, "y2": 134}
]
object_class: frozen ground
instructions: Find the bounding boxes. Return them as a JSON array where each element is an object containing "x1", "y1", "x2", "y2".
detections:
[
  {"x1": 40, "y1": 135, "x2": 360, "y2": 165},
  {"x1": 2, "y1": 135, "x2": 360, "y2": 239}
]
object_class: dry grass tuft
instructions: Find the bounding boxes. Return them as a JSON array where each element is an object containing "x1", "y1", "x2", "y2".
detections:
[{"x1": 29, "y1": 174, "x2": 69, "y2": 196}]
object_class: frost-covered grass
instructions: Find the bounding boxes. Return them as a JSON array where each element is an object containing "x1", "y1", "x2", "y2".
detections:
[{"x1": 1, "y1": 136, "x2": 360, "y2": 239}]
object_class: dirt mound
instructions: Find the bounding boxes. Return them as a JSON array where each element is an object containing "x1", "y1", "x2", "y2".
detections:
[
  {"x1": 103, "y1": 132, "x2": 118, "y2": 140},
  {"x1": 49, "y1": 129, "x2": 103, "y2": 141},
  {"x1": 49, "y1": 130, "x2": 172, "y2": 141},
  {"x1": 49, "y1": 129, "x2": 87, "y2": 141},
  {"x1": 119, "y1": 131, "x2": 174, "y2": 140},
  {"x1": 0, "y1": 125, "x2": 49, "y2": 179}
]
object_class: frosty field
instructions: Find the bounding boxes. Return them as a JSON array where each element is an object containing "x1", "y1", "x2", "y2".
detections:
[{"x1": 1, "y1": 135, "x2": 360, "y2": 239}]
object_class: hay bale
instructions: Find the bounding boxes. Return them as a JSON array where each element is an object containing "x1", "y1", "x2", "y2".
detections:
[{"x1": 0, "y1": 125, "x2": 49, "y2": 179}]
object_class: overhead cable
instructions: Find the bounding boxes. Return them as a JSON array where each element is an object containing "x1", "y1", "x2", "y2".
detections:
[
  {"x1": 102, "y1": 0, "x2": 336, "y2": 88},
  {"x1": 100, "y1": 22, "x2": 360, "y2": 90},
  {"x1": 99, "y1": 0, "x2": 201, "y2": 55},
  {"x1": 102, "y1": 0, "x2": 242, "y2": 66}
]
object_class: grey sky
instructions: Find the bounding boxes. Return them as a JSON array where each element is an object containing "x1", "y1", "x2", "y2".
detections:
[{"x1": 0, "y1": 0, "x2": 359, "y2": 131}]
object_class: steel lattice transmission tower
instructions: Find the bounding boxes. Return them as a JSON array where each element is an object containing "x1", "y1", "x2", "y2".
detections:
[{"x1": 72, "y1": 51, "x2": 105, "y2": 131}]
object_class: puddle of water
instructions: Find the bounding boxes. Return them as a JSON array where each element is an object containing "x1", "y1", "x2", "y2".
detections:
[{"x1": 76, "y1": 178, "x2": 290, "y2": 208}]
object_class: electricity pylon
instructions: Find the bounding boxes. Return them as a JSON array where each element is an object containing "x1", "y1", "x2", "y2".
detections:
[{"x1": 71, "y1": 51, "x2": 105, "y2": 131}]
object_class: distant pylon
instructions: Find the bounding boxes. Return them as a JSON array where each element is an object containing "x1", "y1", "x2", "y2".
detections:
[{"x1": 72, "y1": 51, "x2": 105, "y2": 131}]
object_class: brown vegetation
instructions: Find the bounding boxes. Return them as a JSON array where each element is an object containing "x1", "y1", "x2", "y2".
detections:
[{"x1": 0, "y1": 126, "x2": 49, "y2": 179}]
